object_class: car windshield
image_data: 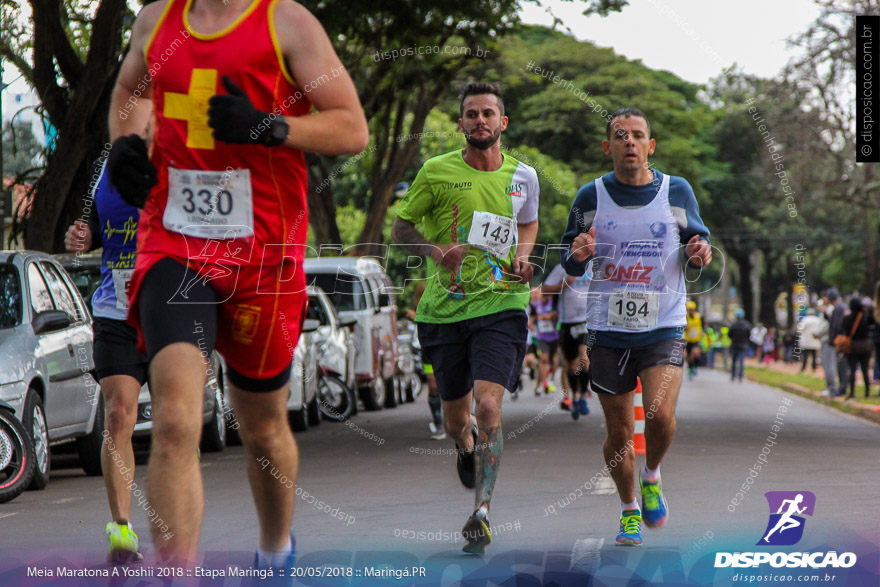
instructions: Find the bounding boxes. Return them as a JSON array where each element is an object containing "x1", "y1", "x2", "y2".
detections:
[
  {"x1": 0, "y1": 264, "x2": 22, "y2": 329},
  {"x1": 310, "y1": 273, "x2": 367, "y2": 312},
  {"x1": 306, "y1": 295, "x2": 329, "y2": 325},
  {"x1": 62, "y1": 264, "x2": 101, "y2": 304}
]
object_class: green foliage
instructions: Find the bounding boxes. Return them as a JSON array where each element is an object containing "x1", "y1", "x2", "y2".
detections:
[{"x1": 2, "y1": 122, "x2": 43, "y2": 178}]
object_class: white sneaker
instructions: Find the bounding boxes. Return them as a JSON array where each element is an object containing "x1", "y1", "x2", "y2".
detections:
[
  {"x1": 820, "y1": 390, "x2": 831, "y2": 397},
  {"x1": 428, "y1": 422, "x2": 446, "y2": 440}
]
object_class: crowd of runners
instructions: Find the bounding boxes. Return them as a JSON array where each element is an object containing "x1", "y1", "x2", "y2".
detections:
[{"x1": 65, "y1": 0, "x2": 717, "y2": 572}]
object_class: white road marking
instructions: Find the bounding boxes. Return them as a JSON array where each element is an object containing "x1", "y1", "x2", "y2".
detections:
[
  {"x1": 590, "y1": 476, "x2": 616, "y2": 495},
  {"x1": 49, "y1": 497, "x2": 83, "y2": 505},
  {"x1": 571, "y1": 537, "x2": 604, "y2": 572},
  {"x1": 0, "y1": 512, "x2": 18, "y2": 519}
]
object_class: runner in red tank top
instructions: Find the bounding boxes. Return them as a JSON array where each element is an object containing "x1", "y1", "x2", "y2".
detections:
[{"x1": 107, "y1": 0, "x2": 367, "y2": 569}]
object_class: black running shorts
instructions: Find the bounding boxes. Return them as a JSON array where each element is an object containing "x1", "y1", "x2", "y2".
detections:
[
  {"x1": 93, "y1": 317, "x2": 149, "y2": 385},
  {"x1": 589, "y1": 338, "x2": 685, "y2": 395},
  {"x1": 418, "y1": 310, "x2": 527, "y2": 401}
]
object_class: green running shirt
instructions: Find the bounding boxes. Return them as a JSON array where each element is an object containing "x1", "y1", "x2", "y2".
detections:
[{"x1": 397, "y1": 150, "x2": 540, "y2": 323}]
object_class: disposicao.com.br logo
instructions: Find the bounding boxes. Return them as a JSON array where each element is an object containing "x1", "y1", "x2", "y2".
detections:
[{"x1": 715, "y1": 491, "x2": 857, "y2": 569}]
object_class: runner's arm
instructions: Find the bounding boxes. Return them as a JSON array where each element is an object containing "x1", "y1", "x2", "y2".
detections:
[
  {"x1": 108, "y1": 2, "x2": 165, "y2": 139},
  {"x1": 274, "y1": 1, "x2": 368, "y2": 155},
  {"x1": 561, "y1": 183, "x2": 597, "y2": 275}
]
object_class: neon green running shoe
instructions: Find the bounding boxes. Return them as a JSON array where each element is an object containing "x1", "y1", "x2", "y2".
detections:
[
  {"x1": 461, "y1": 510, "x2": 492, "y2": 555},
  {"x1": 616, "y1": 509, "x2": 642, "y2": 546},
  {"x1": 640, "y1": 470, "x2": 669, "y2": 528},
  {"x1": 106, "y1": 521, "x2": 144, "y2": 564}
]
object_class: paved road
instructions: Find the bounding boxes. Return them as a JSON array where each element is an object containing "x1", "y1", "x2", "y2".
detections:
[{"x1": 0, "y1": 368, "x2": 877, "y2": 585}]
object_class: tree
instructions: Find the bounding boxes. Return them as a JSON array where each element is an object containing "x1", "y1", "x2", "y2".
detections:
[
  {"x1": 783, "y1": 0, "x2": 880, "y2": 292},
  {"x1": 0, "y1": 0, "x2": 130, "y2": 252},
  {"x1": 302, "y1": 1, "x2": 631, "y2": 255},
  {"x1": 2, "y1": 122, "x2": 43, "y2": 179}
]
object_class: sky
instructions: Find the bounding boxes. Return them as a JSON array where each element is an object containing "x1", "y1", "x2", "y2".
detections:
[
  {"x1": 518, "y1": 0, "x2": 824, "y2": 85},
  {"x1": 2, "y1": 0, "x2": 825, "y2": 107}
]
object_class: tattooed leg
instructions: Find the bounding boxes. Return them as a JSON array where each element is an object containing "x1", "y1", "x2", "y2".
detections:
[
  {"x1": 475, "y1": 424, "x2": 502, "y2": 511},
  {"x1": 473, "y1": 381, "x2": 505, "y2": 513}
]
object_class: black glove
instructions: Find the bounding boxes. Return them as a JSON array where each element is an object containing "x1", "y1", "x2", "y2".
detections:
[
  {"x1": 107, "y1": 135, "x2": 157, "y2": 208},
  {"x1": 208, "y1": 75, "x2": 288, "y2": 146}
]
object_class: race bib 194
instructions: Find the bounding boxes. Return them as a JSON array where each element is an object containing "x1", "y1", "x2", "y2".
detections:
[
  {"x1": 607, "y1": 290, "x2": 659, "y2": 330},
  {"x1": 467, "y1": 211, "x2": 516, "y2": 257},
  {"x1": 164, "y1": 168, "x2": 254, "y2": 239}
]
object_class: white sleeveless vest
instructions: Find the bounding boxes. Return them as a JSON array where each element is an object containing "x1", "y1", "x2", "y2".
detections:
[{"x1": 585, "y1": 174, "x2": 687, "y2": 332}]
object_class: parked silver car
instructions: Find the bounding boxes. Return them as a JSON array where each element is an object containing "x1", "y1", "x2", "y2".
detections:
[
  {"x1": 57, "y1": 252, "x2": 229, "y2": 453},
  {"x1": 0, "y1": 251, "x2": 103, "y2": 488}
]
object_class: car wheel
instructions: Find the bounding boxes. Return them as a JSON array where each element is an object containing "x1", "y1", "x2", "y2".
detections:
[
  {"x1": 200, "y1": 383, "x2": 226, "y2": 453},
  {"x1": 0, "y1": 407, "x2": 36, "y2": 503},
  {"x1": 22, "y1": 389, "x2": 50, "y2": 490},
  {"x1": 383, "y1": 376, "x2": 397, "y2": 409},
  {"x1": 359, "y1": 378, "x2": 384, "y2": 412},
  {"x1": 405, "y1": 374, "x2": 420, "y2": 403},
  {"x1": 289, "y1": 407, "x2": 308, "y2": 432},
  {"x1": 76, "y1": 394, "x2": 104, "y2": 476},
  {"x1": 307, "y1": 393, "x2": 321, "y2": 427},
  {"x1": 318, "y1": 376, "x2": 352, "y2": 422}
]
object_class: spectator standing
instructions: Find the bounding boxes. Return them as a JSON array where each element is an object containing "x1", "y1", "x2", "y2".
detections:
[
  {"x1": 782, "y1": 329, "x2": 795, "y2": 364},
  {"x1": 873, "y1": 281, "x2": 880, "y2": 384},
  {"x1": 729, "y1": 310, "x2": 751, "y2": 382},
  {"x1": 826, "y1": 288, "x2": 850, "y2": 396},
  {"x1": 797, "y1": 310, "x2": 824, "y2": 373},
  {"x1": 840, "y1": 296, "x2": 875, "y2": 400}
]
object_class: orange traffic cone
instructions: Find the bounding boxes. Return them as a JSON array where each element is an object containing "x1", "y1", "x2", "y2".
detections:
[{"x1": 633, "y1": 377, "x2": 646, "y2": 455}]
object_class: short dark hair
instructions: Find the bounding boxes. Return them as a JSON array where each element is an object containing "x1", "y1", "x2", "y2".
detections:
[
  {"x1": 606, "y1": 107, "x2": 650, "y2": 139},
  {"x1": 459, "y1": 82, "x2": 505, "y2": 118}
]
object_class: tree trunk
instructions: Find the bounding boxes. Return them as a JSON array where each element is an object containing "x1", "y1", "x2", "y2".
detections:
[
  {"x1": 355, "y1": 81, "x2": 446, "y2": 257},
  {"x1": 306, "y1": 154, "x2": 342, "y2": 247},
  {"x1": 731, "y1": 250, "x2": 752, "y2": 322},
  {"x1": 20, "y1": 0, "x2": 125, "y2": 252}
]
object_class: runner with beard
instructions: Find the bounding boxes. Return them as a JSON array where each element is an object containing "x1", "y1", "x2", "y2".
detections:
[{"x1": 392, "y1": 82, "x2": 539, "y2": 554}]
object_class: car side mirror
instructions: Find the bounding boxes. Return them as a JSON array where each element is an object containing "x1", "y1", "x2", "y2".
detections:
[
  {"x1": 338, "y1": 316, "x2": 357, "y2": 329},
  {"x1": 302, "y1": 318, "x2": 321, "y2": 333},
  {"x1": 33, "y1": 310, "x2": 71, "y2": 334}
]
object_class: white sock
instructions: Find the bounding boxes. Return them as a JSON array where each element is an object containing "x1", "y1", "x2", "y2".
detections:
[
  {"x1": 257, "y1": 536, "x2": 292, "y2": 568},
  {"x1": 621, "y1": 500, "x2": 639, "y2": 512},
  {"x1": 642, "y1": 464, "x2": 660, "y2": 481}
]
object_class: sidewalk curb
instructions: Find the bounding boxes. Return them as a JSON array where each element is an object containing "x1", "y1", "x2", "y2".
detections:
[{"x1": 770, "y1": 381, "x2": 880, "y2": 425}]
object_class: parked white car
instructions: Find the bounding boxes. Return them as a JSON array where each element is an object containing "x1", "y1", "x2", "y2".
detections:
[
  {"x1": 305, "y1": 257, "x2": 400, "y2": 411},
  {"x1": 0, "y1": 251, "x2": 102, "y2": 488},
  {"x1": 287, "y1": 319, "x2": 320, "y2": 431},
  {"x1": 307, "y1": 286, "x2": 356, "y2": 388}
]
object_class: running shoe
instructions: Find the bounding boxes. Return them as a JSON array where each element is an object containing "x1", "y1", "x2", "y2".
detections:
[
  {"x1": 455, "y1": 423, "x2": 478, "y2": 489},
  {"x1": 640, "y1": 470, "x2": 669, "y2": 528},
  {"x1": 254, "y1": 533, "x2": 296, "y2": 575},
  {"x1": 106, "y1": 521, "x2": 143, "y2": 564},
  {"x1": 561, "y1": 398, "x2": 572, "y2": 411},
  {"x1": 571, "y1": 402, "x2": 580, "y2": 420},
  {"x1": 547, "y1": 383, "x2": 556, "y2": 394},
  {"x1": 578, "y1": 398, "x2": 589, "y2": 415},
  {"x1": 429, "y1": 421, "x2": 446, "y2": 441},
  {"x1": 616, "y1": 509, "x2": 642, "y2": 546},
  {"x1": 461, "y1": 509, "x2": 492, "y2": 554}
]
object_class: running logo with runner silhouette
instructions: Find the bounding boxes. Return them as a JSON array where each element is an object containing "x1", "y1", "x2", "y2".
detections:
[{"x1": 758, "y1": 491, "x2": 816, "y2": 546}]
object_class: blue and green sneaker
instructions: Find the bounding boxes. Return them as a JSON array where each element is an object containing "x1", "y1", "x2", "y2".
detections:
[
  {"x1": 616, "y1": 509, "x2": 642, "y2": 546},
  {"x1": 106, "y1": 521, "x2": 143, "y2": 564},
  {"x1": 640, "y1": 470, "x2": 669, "y2": 528}
]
